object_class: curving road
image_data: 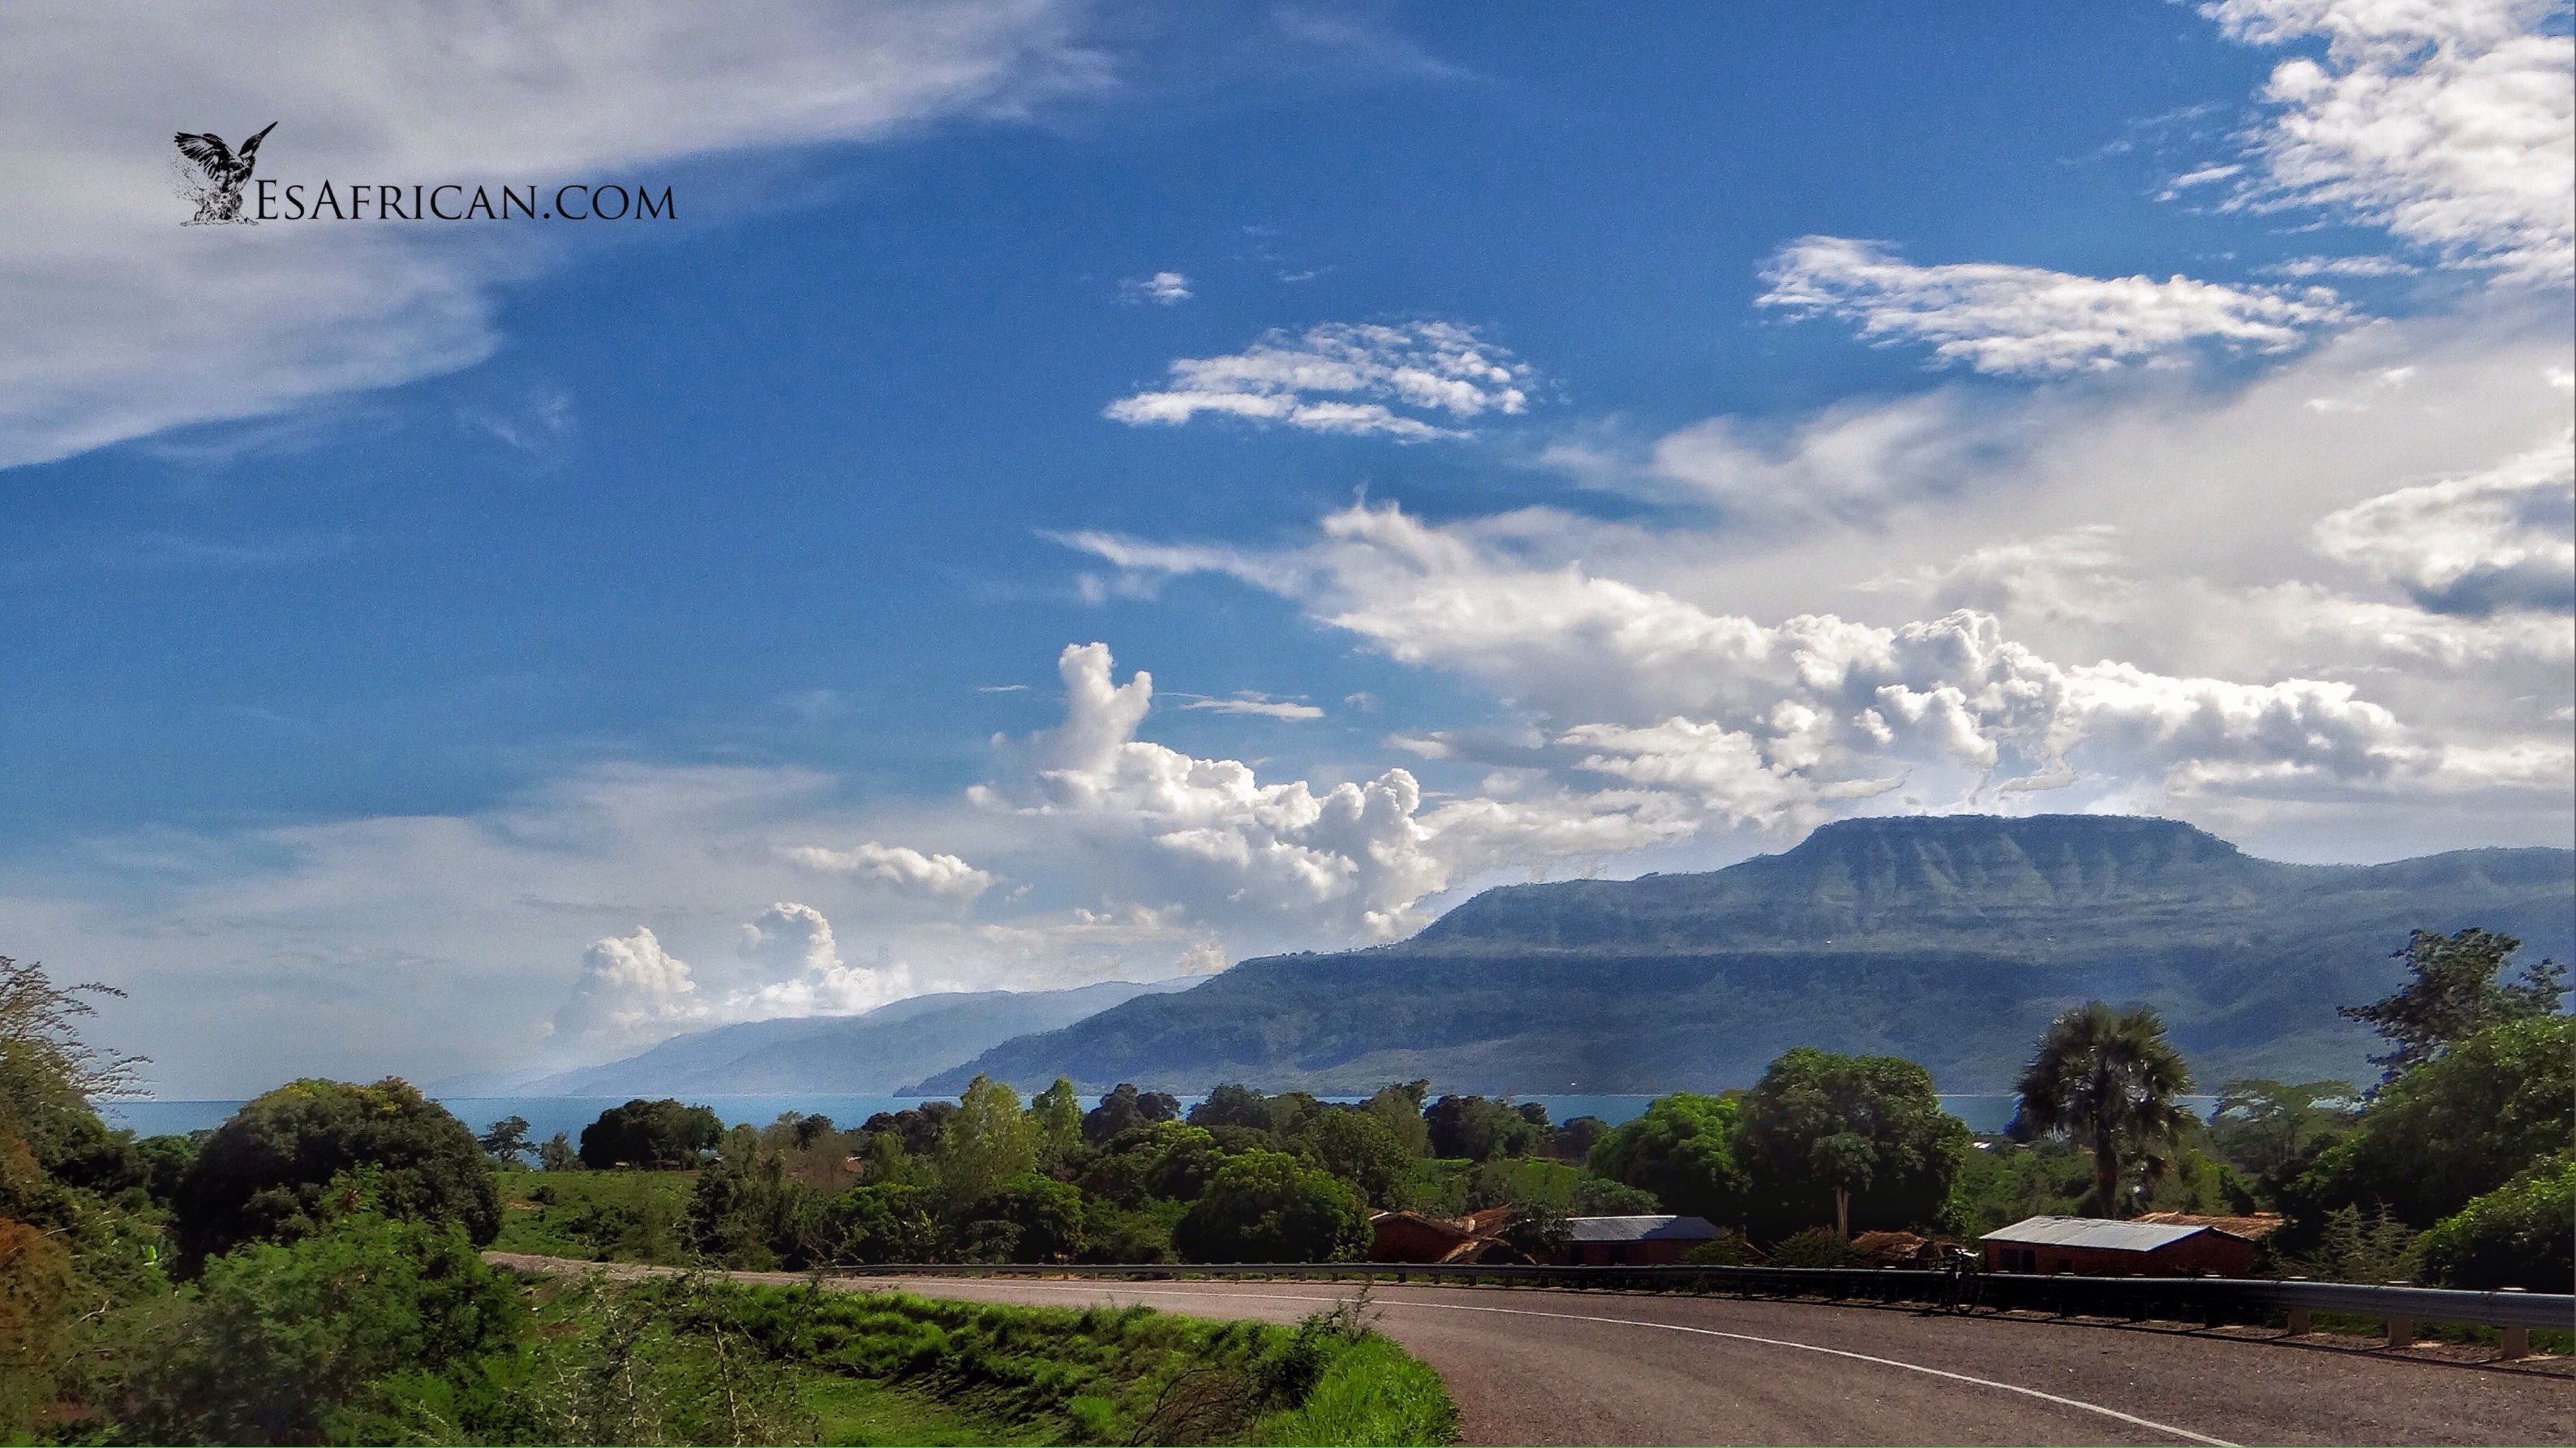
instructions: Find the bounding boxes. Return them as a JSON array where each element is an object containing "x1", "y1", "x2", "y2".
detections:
[{"x1": 488, "y1": 1257, "x2": 2574, "y2": 1446}]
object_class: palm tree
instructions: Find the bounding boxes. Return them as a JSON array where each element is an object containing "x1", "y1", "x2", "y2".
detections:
[{"x1": 2013, "y1": 1002, "x2": 2193, "y2": 1218}]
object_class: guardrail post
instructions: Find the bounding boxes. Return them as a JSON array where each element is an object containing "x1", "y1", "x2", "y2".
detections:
[
  {"x1": 2384, "y1": 1315, "x2": 2416, "y2": 1348},
  {"x1": 2501, "y1": 1325, "x2": 2531, "y2": 1359},
  {"x1": 2286, "y1": 1306, "x2": 2312, "y2": 1335}
]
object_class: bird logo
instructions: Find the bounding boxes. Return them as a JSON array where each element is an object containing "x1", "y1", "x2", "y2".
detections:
[{"x1": 172, "y1": 122, "x2": 277, "y2": 225}]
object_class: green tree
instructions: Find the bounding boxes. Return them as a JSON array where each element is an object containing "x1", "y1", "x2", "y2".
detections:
[
  {"x1": 1173, "y1": 1150, "x2": 1368, "y2": 1262},
  {"x1": 577, "y1": 1098, "x2": 723, "y2": 1169},
  {"x1": 1079, "y1": 1120, "x2": 1226, "y2": 1208},
  {"x1": 1739, "y1": 1048, "x2": 1968, "y2": 1240},
  {"x1": 1081, "y1": 1083, "x2": 1180, "y2": 1144},
  {"x1": 2340, "y1": 927, "x2": 2567, "y2": 1081},
  {"x1": 0, "y1": 956, "x2": 145, "y2": 1175},
  {"x1": 1587, "y1": 1092, "x2": 1748, "y2": 1223},
  {"x1": 535, "y1": 1132, "x2": 579, "y2": 1172},
  {"x1": 1570, "y1": 1175, "x2": 1661, "y2": 1214},
  {"x1": 478, "y1": 1115, "x2": 533, "y2": 1164},
  {"x1": 1424, "y1": 1094, "x2": 1543, "y2": 1161},
  {"x1": 2292, "y1": 1014, "x2": 2574, "y2": 1229},
  {"x1": 960, "y1": 1171, "x2": 1086, "y2": 1262},
  {"x1": 2205, "y1": 1079, "x2": 2356, "y2": 1190},
  {"x1": 1028, "y1": 1076, "x2": 1085, "y2": 1169},
  {"x1": 2416, "y1": 1152, "x2": 2574, "y2": 1292},
  {"x1": 937, "y1": 1075, "x2": 1037, "y2": 1208},
  {"x1": 821, "y1": 1184, "x2": 940, "y2": 1264},
  {"x1": 175, "y1": 1078, "x2": 502, "y2": 1266},
  {"x1": 122, "y1": 1208, "x2": 526, "y2": 1445},
  {"x1": 1360, "y1": 1080, "x2": 1432, "y2": 1157},
  {"x1": 1292, "y1": 1107, "x2": 1415, "y2": 1208},
  {"x1": 2012, "y1": 1002, "x2": 2193, "y2": 1218}
]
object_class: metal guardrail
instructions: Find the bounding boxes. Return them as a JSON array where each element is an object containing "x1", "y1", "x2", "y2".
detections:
[{"x1": 822, "y1": 1260, "x2": 2572, "y2": 1353}]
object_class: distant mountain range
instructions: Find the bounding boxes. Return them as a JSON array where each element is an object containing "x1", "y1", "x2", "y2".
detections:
[
  {"x1": 916, "y1": 814, "x2": 2574, "y2": 1097},
  {"x1": 457, "y1": 979, "x2": 1194, "y2": 1097}
]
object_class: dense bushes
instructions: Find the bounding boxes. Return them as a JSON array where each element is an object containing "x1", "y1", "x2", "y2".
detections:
[
  {"x1": 577, "y1": 1097, "x2": 723, "y2": 1170},
  {"x1": 1174, "y1": 1150, "x2": 1370, "y2": 1262},
  {"x1": 2416, "y1": 1152, "x2": 2574, "y2": 1291},
  {"x1": 173, "y1": 1077, "x2": 500, "y2": 1267}
]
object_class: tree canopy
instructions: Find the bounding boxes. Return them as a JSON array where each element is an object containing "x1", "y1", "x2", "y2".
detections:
[
  {"x1": 174, "y1": 1078, "x2": 500, "y2": 1267},
  {"x1": 577, "y1": 1098, "x2": 723, "y2": 1170},
  {"x1": 2339, "y1": 927, "x2": 2567, "y2": 1081},
  {"x1": 1739, "y1": 1047, "x2": 1968, "y2": 1239},
  {"x1": 2012, "y1": 1002, "x2": 2192, "y2": 1218},
  {"x1": 2293, "y1": 1013, "x2": 2574, "y2": 1229},
  {"x1": 1586, "y1": 1092, "x2": 1746, "y2": 1223},
  {"x1": 1171, "y1": 1150, "x2": 1367, "y2": 1263}
]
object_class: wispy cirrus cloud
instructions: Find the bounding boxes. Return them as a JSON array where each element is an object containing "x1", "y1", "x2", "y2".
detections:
[
  {"x1": 1104, "y1": 320, "x2": 1535, "y2": 439},
  {"x1": 1757, "y1": 236, "x2": 2353, "y2": 374}
]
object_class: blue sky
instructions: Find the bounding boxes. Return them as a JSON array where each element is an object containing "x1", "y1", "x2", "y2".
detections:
[{"x1": 3, "y1": 2, "x2": 2570, "y2": 1094}]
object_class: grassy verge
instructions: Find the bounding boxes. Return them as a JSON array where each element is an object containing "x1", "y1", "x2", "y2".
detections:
[
  {"x1": 506, "y1": 1270, "x2": 1457, "y2": 1446},
  {"x1": 490, "y1": 1167, "x2": 694, "y2": 1262}
]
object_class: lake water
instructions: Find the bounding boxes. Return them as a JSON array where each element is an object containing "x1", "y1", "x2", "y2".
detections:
[{"x1": 101, "y1": 1090, "x2": 2059, "y2": 1141}]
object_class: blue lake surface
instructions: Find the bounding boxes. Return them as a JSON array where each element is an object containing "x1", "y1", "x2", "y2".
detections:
[{"x1": 101, "y1": 1090, "x2": 2062, "y2": 1141}]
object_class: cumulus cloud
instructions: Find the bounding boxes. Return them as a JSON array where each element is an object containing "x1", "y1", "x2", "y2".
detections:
[
  {"x1": 775, "y1": 840, "x2": 996, "y2": 898},
  {"x1": 551, "y1": 926, "x2": 705, "y2": 1053},
  {"x1": 1103, "y1": 320, "x2": 1534, "y2": 439},
  {"x1": 729, "y1": 901, "x2": 915, "y2": 1017},
  {"x1": 0, "y1": 1, "x2": 1101, "y2": 468},
  {"x1": 2205, "y1": 0, "x2": 2574, "y2": 284},
  {"x1": 2313, "y1": 433, "x2": 2576, "y2": 612},
  {"x1": 1120, "y1": 270, "x2": 1192, "y2": 304},
  {"x1": 1757, "y1": 236, "x2": 2353, "y2": 374}
]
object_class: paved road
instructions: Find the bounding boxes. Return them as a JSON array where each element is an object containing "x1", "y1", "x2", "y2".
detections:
[{"x1": 488, "y1": 1257, "x2": 2574, "y2": 1446}]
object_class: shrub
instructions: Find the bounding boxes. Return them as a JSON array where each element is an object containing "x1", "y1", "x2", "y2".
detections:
[
  {"x1": 577, "y1": 1098, "x2": 723, "y2": 1170},
  {"x1": 1767, "y1": 1227, "x2": 1865, "y2": 1268},
  {"x1": 1174, "y1": 1150, "x2": 1368, "y2": 1263},
  {"x1": 2419, "y1": 1152, "x2": 2574, "y2": 1291},
  {"x1": 174, "y1": 1078, "x2": 500, "y2": 1267}
]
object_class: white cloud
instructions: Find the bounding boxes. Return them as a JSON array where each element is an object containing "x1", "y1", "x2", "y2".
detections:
[
  {"x1": 2313, "y1": 432, "x2": 2576, "y2": 612},
  {"x1": 1181, "y1": 694, "x2": 1325, "y2": 720},
  {"x1": 2205, "y1": 0, "x2": 2574, "y2": 284},
  {"x1": 0, "y1": 1, "x2": 1101, "y2": 468},
  {"x1": 551, "y1": 926, "x2": 705, "y2": 1054},
  {"x1": 1757, "y1": 236, "x2": 2353, "y2": 374},
  {"x1": 775, "y1": 840, "x2": 996, "y2": 898},
  {"x1": 729, "y1": 901, "x2": 914, "y2": 1017},
  {"x1": 1104, "y1": 320, "x2": 1535, "y2": 439},
  {"x1": 1120, "y1": 270, "x2": 1192, "y2": 304}
]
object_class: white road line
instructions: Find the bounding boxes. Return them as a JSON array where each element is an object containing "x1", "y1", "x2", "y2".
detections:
[{"x1": 879, "y1": 1278, "x2": 2242, "y2": 1448}]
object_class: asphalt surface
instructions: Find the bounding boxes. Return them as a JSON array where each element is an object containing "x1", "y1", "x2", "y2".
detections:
[{"x1": 487, "y1": 1256, "x2": 2575, "y2": 1446}]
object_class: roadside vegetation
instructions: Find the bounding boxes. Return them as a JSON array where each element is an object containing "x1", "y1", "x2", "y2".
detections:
[{"x1": 0, "y1": 924, "x2": 2565, "y2": 1437}]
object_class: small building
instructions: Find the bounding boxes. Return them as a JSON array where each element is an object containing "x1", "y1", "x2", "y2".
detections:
[
  {"x1": 2133, "y1": 1210, "x2": 2285, "y2": 1244},
  {"x1": 1981, "y1": 1214, "x2": 2260, "y2": 1278},
  {"x1": 1552, "y1": 1214, "x2": 1720, "y2": 1265},
  {"x1": 1367, "y1": 1210, "x2": 1518, "y2": 1264}
]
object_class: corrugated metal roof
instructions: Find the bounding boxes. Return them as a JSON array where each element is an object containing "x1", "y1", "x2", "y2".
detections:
[
  {"x1": 1566, "y1": 1214, "x2": 1719, "y2": 1242},
  {"x1": 1979, "y1": 1215, "x2": 2209, "y2": 1251}
]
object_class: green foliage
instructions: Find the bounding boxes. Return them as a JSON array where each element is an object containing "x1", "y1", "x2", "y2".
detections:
[
  {"x1": 479, "y1": 1115, "x2": 534, "y2": 1164},
  {"x1": 2206, "y1": 1078, "x2": 2356, "y2": 1196},
  {"x1": 960, "y1": 1172, "x2": 1085, "y2": 1264},
  {"x1": 1423, "y1": 1094, "x2": 1543, "y2": 1161},
  {"x1": 122, "y1": 1208, "x2": 528, "y2": 1445},
  {"x1": 1767, "y1": 1226, "x2": 1865, "y2": 1268},
  {"x1": 174, "y1": 1077, "x2": 502, "y2": 1267},
  {"x1": 1081, "y1": 1083, "x2": 1180, "y2": 1145},
  {"x1": 1293, "y1": 1108, "x2": 1416, "y2": 1208},
  {"x1": 1464, "y1": 1156, "x2": 1582, "y2": 1212},
  {"x1": 2340, "y1": 927, "x2": 2567, "y2": 1080},
  {"x1": 1029, "y1": 1076, "x2": 1085, "y2": 1167},
  {"x1": 1078, "y1": 1197, "x2": 1187, "y2": 1265},
  {"x1": 1739, "y1": 1046, "x2": 1968, "y2": 1239},
  {"x1": 2418, "y1": 1152, "x2": 2575, "y2": 1292},
  {"x1": 1080, "y1": 1120, "x2": 1226, "y2": 1209},
  {"x1": 937, "y1": 1076, "x2": 1037, "y2": 1208},
  {"x1": 0, "y1": 956, "x2": 146, "y2": 1171},
  {"x1": 2012, "y1": 1002, "x2": 2194, "y2": 1218},
  {"x1": 492, "y1": 1168, "x2": 693, "y2": 1264},
  {"x1": 686, "y1": 1135, "x2": 829, "y2": 1270},
  {"x1": 1940, "y1": 1141, "x2": 2091, "y2": 1236},
  {"x1": 1548, "y1": 1115, "x2": 1610, "y2": 1166},
  {"x1": 2290, "y1": 1205, "x2": 2421, "y2": 1285},
  {"x1": 1359, "y1": 1081, "x2": 1432, "y2": 1158},
  {"x1": 822, "y1": 1183, "x2": 942, "y2": 1265},
  {"x1": 536, "y1": 1132, "x2": 579, "y2": 1172},
  {"x1": 2293, "y1": 1015, "x2": 2574, "y2": 1229},
  {"x1": 1569, "y1": 1175, "x2": 1662, "y2": 1214},
  {"x1": 577, "y1": 1098, "x2": 723, "y2": 1170},
  {"x1": 1587, "y1": 1092, "x2": 1747, "y2": 1223},
  {"x1": 1174, "y1": 1150, "x2": 1369, "y2": 1263}
]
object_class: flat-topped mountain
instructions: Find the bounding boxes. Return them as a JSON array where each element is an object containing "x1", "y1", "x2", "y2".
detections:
[{"x1": 917, "y1": 815, "x2": 2574, "y2": 1096}]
